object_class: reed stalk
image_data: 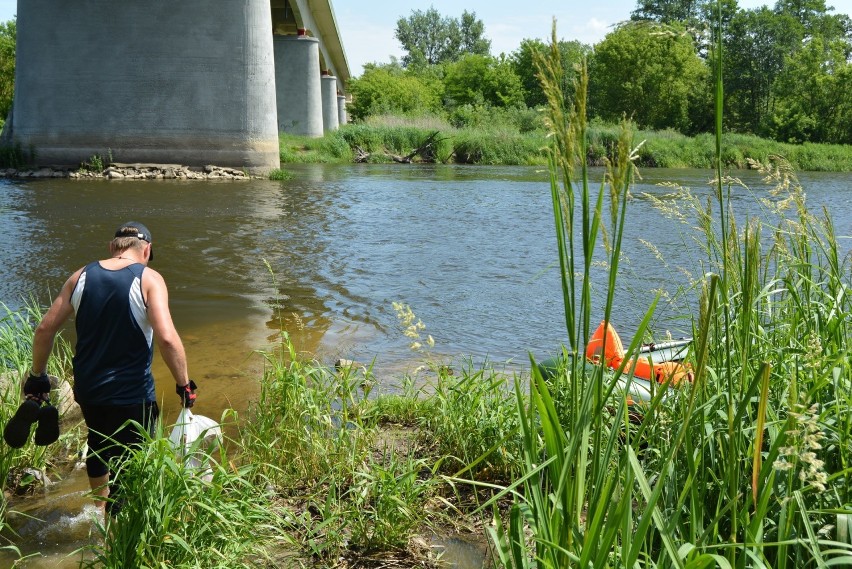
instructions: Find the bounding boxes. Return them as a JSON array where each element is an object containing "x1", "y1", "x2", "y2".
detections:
[{"x1": 485, "y1": 7, "x2": 851, "y2": 568}]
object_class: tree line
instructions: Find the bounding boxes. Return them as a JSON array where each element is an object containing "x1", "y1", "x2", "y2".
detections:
[{"x1": 350, "y1": 1, "x2": 852, "y2": 145}]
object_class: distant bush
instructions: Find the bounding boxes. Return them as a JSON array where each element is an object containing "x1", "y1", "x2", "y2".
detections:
[
  {"x1": 348, "y1": 64, "x2": 443, "y2": 122},
  {"x1": 593, "y1": 127, "x2": 852, "y2": 171},
  {"x1": 267, "y1": 168, "x2": 292, "y2": 180},
  {"x1": 784, "y1": 142, "x2": 852, "y2": 172},
  {"x1": 449, "y1": 104, "x2": 545, "y2": 133},
  {"x1": 363, "y1": 113, "x2": 452, "y2": 131},
  {"x1": 279, "y1": 132, "x2": 352, "y2": 164},
  {"x1": 452, "y1": 128, "x2": 547, "y2": 165},
  {"x1": 339, "y1": 124, "x2": 426, "y2": 155},
  {"x1": 442, "y1": 54, "x2": 525, "y2": 109}
]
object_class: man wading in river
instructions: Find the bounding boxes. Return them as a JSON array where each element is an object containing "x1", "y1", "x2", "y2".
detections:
[{"x1": 23, "y1": 221, "x2": 197, "y2": 515}]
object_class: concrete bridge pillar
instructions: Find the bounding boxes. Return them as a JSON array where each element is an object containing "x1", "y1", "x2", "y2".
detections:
[
  {"x1": 273, "y1": 33, "x2": 324, "y2": 137},
  {"x1": 10, "y1": 0, "x2": 280, "y2": 173},
  {"x1": 337, "y1": 95, "x2": 348, "y2": 126},
  {"x1": 321, "y1": 73, "x2": 339, "y2": 132}
]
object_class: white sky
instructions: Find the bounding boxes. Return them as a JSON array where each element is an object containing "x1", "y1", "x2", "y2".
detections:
[{"x1": 0, "y1": 0, "x2": 850, "y2": 76}]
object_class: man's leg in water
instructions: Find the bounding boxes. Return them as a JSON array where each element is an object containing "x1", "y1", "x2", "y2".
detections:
[
  {"x1": 89, "y1": 473, "x2": 109, "y2": 512},
  {"x1": 81, "y1": 402, "x2": 160, "y2": 516}
]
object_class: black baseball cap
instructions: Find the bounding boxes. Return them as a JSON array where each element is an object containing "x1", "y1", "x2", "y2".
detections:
[{"x1": 114, "y1": 221, "x2": 154, "y2": 261}]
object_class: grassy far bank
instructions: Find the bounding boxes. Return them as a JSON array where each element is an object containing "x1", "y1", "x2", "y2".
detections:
[{"x1": 279, "y1": 115, "x2": 852, "y2": 172}]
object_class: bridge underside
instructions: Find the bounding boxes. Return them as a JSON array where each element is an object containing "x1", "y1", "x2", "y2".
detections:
[
  {"x1": 6, "y1": 0, "x2": 349, "y2": 174},
  {"x1": 272, "y1": 0, "x2": 349, "y2": 85}
]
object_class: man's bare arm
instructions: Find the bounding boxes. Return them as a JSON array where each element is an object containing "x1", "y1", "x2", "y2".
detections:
[
  {"x1": 31, "y1": 270, "x2": 80, "y2": 375},
  {"x1": 144, "y1": 268, "x2": 190, "y2": 387}
]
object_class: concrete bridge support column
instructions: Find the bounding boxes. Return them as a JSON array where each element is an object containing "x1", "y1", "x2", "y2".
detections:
[
  {"x1": 273, "y1": 33, "x2": 324, "y2": 137},
  {"x1": 337, "y1": 95, "x2": 348, "y2": 126},
  {"x1": 10, "y1": 0, "x2": 280, "y2": 173},
  {"x1": 321, "y1": 73, "x2": 339, "y2": 132}
]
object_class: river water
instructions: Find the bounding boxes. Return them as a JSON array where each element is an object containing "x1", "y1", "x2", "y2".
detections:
[{"x1": 0, "y1": 164, "x2": 850, "y2": 566}]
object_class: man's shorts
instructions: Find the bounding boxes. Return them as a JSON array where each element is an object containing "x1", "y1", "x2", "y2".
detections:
[{"x1": 79, "y1": 401, "x2": 159, "y2": 479}]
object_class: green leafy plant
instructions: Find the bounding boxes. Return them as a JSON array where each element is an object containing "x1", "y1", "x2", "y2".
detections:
[
  {"x1": 267, "y1": 168, "x2": 292, "y2": 181},
  {"x1": 347, "y1": 449, "x2": 434, "y2": 552},
  {"x1": 80, "y1": 154, "x2": 105, "y2": 173}
]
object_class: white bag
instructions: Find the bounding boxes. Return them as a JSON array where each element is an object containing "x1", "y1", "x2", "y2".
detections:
[{"x1": 168, "y1": 408, "x2": 222, "y2": 477}]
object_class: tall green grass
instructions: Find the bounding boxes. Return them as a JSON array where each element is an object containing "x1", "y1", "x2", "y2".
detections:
[
  {"x1": 419, "y1": 361, "x2": 521, "y2": 482},
  {"x1": 80, "y1": 419, "x2": 281, "y2": 568},
  {"x1": 451, "y1": 128, "x2": 549, "y2": 165},
  {"x1": 0, "y1": 300, "x2": 75, "y2": 488},
  {"x1": 337, "y1": 123, "x2": 457, "y2": 163},
  {"x1": 238, "y1": 332, "x2": 440, "y2": 561},
  {"x1": 279, "y1": 119, "x2": 852, "y2": 171},
  {"x1": 239, "y1": 334, "x2": 375, "y2": 492},
  {"x1": 0, "y1": 300, "x2": 79, "y2": 558},
  {"x1": 0, "y1": 141, "x2": 34, "y2": 169},
  {"x1": 485, "y1": 14, "x2": 852, "y2": 569},
  {"x1": 278, "y1": 132, "x2": 353, "y2": 164}
]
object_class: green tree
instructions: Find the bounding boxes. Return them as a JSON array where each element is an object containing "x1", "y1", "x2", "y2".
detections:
[
  {"x1": 510, "y1": 38, "x2": 590, "y2": 108},
  {"x1": 395, "y1": 7, "x2": 490, "y2": 67},
  {"x1": 775, "y1": 0, "x2": 852, "y2": 56},
  {"x1": 775, "y1": 0, "x2": 849, "y2": 36},
  {"x1": 631, "y1": 0, "x2": 739, "y2": 28},
  {"x1": 442, "y1": 53, "x2": 524, "y2": 109},
  {"x1": 723, "y1": 7, "x2": 802, "y2": 134},
  {"x1": 769, "y1": 36, "x2": 852, "y2": 144},
  {"x1": 588, "y1": 22, "x2": 709, "y2": 132},
  {"x1": 632, "y1": 0, "x2": 738, "y2": 57},
  {"x1": 632, "y1": 0, "x2": 705, "y2": 26},
  {"x1": 722, "y1": 0, "x2": 850, "y2": 138},
  {"x1": 457, "y1": 11, "x2": 491, "y2": 56},
  {"x1": 347, "y1": 62, "x2": 444, "y2": 121},
  {"x1": 0, "y1": 18, "x2": 15, "y2": 122}
]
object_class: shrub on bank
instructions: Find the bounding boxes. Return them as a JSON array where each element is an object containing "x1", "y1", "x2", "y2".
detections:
[
  {"x1": 452, "y1": 127, "x2": 548, "y2": 165},
  {"x1": 448, "y1": 104, "x2": 546, "y2": 133},
  {"x1": 333, "y1": 122, "x2": 549, "y2": 165},
  {"x1": 339, "y1": 123, "x2": 433, "y2": 157},
  {"x1": 786, "y1": 141, "x2": 852, "y2": 171},
  {"x1": 278, "y1": 132, "x2": 352, "y2": 164}
]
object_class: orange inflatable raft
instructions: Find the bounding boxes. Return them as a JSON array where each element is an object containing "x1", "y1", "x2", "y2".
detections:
[{"x1": 585, "y1": 321, "x2": 693, "y2": 385}]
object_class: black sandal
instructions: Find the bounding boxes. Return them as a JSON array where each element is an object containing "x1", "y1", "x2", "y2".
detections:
[
  {"x1": 35, "y1": 403, "x2": 60, "y2": 446},
  {"x1": 3, "y1": 399, "x2": 42, "y2": 448}
]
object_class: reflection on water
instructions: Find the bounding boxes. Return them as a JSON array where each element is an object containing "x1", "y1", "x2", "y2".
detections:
[
  {"x1": 0, "y1": 165, "x2": 850, "y2": 566},
  {"x1": 434, "y1": 535, "x2": 488, "y2": 568}
]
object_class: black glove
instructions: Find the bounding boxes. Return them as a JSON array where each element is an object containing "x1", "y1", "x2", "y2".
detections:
[
  {"x1": 176, "y1": 380, "x2": 197, "y2": 408},
  {"x1": 24, "y1": 373, "x2": 51, "y2": 402}
]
